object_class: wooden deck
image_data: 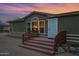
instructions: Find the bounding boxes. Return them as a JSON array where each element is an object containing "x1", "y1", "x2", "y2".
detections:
[{"x1": 20, "y1": 31, "x2": 66, "y2": 55}]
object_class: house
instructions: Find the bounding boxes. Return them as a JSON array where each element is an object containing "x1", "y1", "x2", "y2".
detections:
[
  {"x1": 8, "y1": 11, "x2": 79, "y2": 39},
  {"x1": 0, "y1": 22, "x2": 9, "y2": 32},
  {"x1": 3, "y1": 24, "x2": 10, "y2": 32}
]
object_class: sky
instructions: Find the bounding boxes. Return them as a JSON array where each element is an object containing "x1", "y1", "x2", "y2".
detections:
[{"x1": 0, "y1": 3, "x2": 79, "y2": 24}]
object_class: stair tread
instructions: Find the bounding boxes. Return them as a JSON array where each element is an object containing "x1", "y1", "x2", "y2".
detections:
[
  {"x1": 20, "y1": 44, "x2": 54, "y2": 55},
  {"x1": 33, "y1": 37, "x2": 54, "y2": 41},
  {"x1": 26, "y1": 40, "x2": 54, "y2": 46},
  {"x1": 27, "y1": 38, "x2": 54, "y2": 43},
  {"x1": 20, "y1": 37, "x2": 55, "y2": 55},
  {"x1": 24, "y1": 42, "x2": 54, "y2": 50}
]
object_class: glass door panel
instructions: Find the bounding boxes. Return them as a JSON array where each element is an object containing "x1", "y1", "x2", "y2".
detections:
[
  {"x1": 39, "y1": 20, "x2": 44, "y2": 33},
  {"x1": 32, "y1": 17, "x2": 38, "y2": 32}
]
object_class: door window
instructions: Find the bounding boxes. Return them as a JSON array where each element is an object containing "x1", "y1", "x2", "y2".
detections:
[
  {"x1": 39, "y1": 19, "x2": 44, "y2": 33},
  {"x1": 32, "y1": 17, "x2": 38, "y2": 32}
]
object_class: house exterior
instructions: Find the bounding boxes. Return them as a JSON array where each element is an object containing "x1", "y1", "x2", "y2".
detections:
[
  {"x1": 0, "y1": 23, "x2": 9, "y2": 32},
  {"x1": 49, "y1": 11, "x2": 79, "y2": 39},
  {"x1": 8, "y1": 18, "x2": 26, "y2": 37},
  {"x1": 8, "y1": 11, "x2": 79, "y2": 39}
]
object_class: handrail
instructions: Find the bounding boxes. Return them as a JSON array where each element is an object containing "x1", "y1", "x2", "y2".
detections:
[{"x1": 53, "y1": 31, "x2": 67, "y2": 53}]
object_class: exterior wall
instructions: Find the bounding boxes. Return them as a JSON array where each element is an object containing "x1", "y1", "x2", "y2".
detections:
[
  {"x1": 0, "y1": 26, "x2": 4, "y2": 32},
  {"x1": 3, "y1": 26, "x2": 9, "y2": 31},
  {"x1": 12, "y1": 22, "x2": 26, "y2": 32},
  {"x1": 58, "y1": 15, "x2": 79, "y2": 34},
  {"x1": 45, "y1": 19, "x2": 48, "y2": 34},
  {"x1": 9, "y1": 13, "x2": 49, "y2": 37},
  {"x1": 9, "y1": 21, "x2": 26, "y2": 38},
  {"x1": 0, "y1": 26, "x2": 9, "y2": 32}
]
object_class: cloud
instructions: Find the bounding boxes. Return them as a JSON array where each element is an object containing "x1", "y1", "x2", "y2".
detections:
[{"x1": 0, "y1": 3, "x2": 79, "y2": 23}]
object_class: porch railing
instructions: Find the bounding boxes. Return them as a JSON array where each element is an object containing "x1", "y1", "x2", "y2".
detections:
[
  {"x1": 53, "y1": 31, "x2": 67, "y2": 53},
  {"x1": 22, "y1": 32, "x2": 39, "y2": 44}
]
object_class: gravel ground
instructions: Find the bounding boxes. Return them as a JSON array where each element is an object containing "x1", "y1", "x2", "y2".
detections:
[{"x1": 0, "y1": 33, "x2": 78, "y2": 56}]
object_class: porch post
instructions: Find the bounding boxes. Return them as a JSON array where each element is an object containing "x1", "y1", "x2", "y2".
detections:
[{"x1": 38, "y1": 18, "x2": 40, "y2": 33}]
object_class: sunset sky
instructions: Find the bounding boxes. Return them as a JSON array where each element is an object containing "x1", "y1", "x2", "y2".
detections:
[{"x1": 0, "y1": 3, "x2": 79, "y2": 24}]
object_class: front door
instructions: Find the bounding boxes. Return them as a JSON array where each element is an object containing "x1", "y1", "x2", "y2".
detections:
[
  {"x1": 32, "y1": 17, "x2": 38, "y2": 32},
  {"x1": 48, "y1": 18, "x2": 58, "y2": 38},
  {"x1": 31, "y1": 17, "x2": 45, "y2": 34}
]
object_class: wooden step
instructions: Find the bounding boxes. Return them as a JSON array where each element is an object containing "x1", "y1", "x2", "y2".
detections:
[
  {"x1": 20, "y1": 37, "x2": 55, "y2": 55},
  {"x1": 25, "y1": 40, "x2": 54, "y2": 46},
  {"x1": 20, "y1": 44, "x2": 55, "y2": 55},
  {"x1": 31, "y1": 38, "x2": 54, "y2": 43},
  {"x1": 24, "y1": 42, "x2": 53, "y2": 50}
]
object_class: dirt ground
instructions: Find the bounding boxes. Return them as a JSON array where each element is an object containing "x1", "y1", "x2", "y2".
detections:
[{"x1": 0, "y1": 33, "x2": 78, "y2": 56}]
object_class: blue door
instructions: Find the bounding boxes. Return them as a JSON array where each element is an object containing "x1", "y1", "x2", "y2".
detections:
[{"x1": 48, "y1": 18, "x2": 58, "y2": 38}]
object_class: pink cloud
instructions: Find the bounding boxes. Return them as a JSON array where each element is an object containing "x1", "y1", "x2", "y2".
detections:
[
  {"x1": 1, "y1": 3, "x2": 79, "y2": 23},
  {"x1": 32, "y1": 3, "x2": 79, "y2": 14},
  {"x1": 1, "y1": 3, "x2": 79, "y2": 14}
]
